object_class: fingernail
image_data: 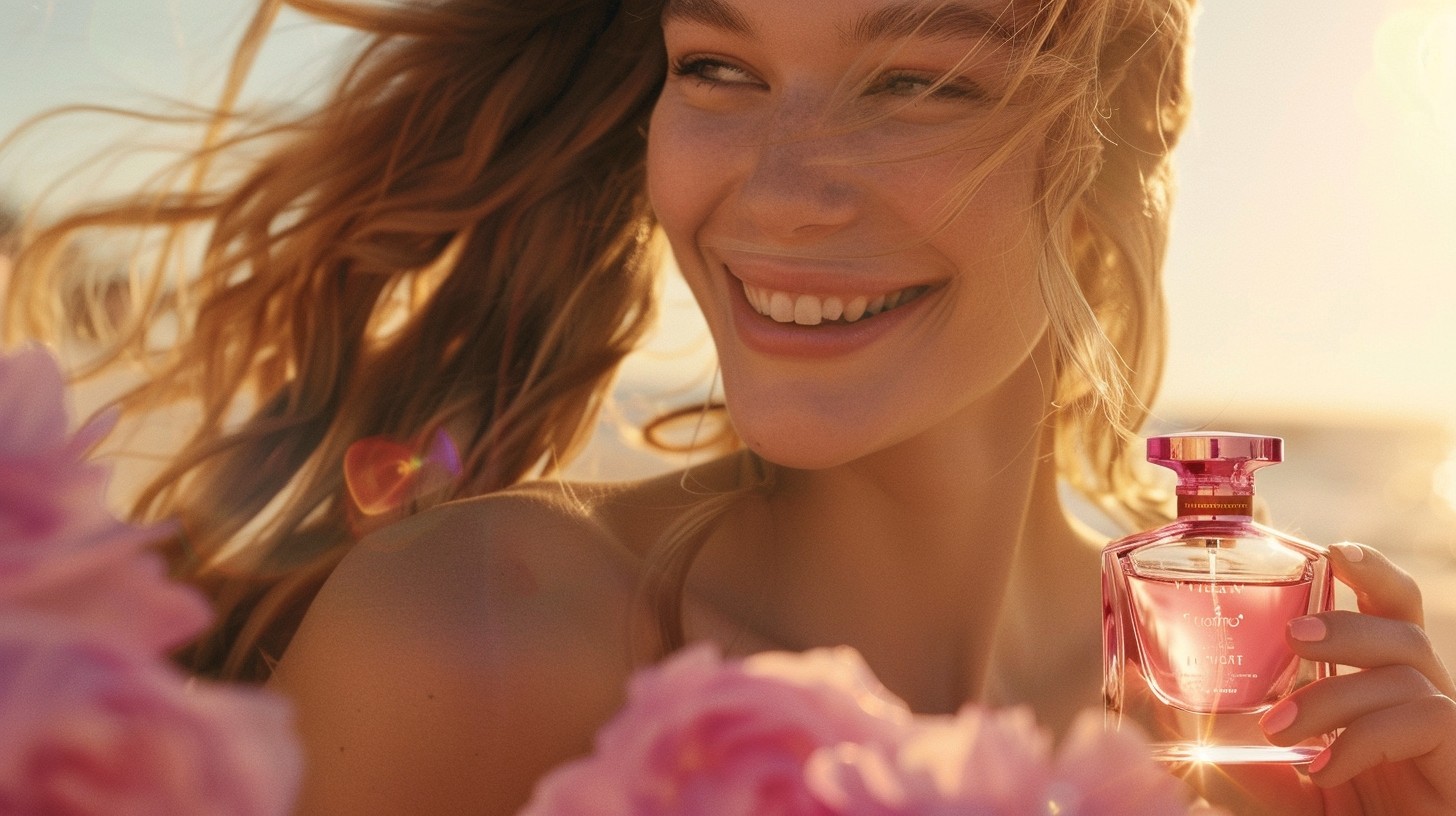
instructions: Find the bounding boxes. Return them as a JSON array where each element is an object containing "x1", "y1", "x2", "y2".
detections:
[
  {"x1": 1289, "y1": 616, "x2": 1327, "y2": 642},
  {"x1": 1259, "y1": 699, "x2": 1297, "y2": 734},
  {"x1": 1307, "y1": 748, "x2": 1331, "y2": 774},
  {"x1": 1331, "y1": 542, "x2": 1364, "y2": 563}
]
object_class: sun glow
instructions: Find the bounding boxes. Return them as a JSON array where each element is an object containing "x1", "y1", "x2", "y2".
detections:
[
  {"x1": 1434, "y1": 444, "x2": 1456, "y2": 517},
  {"x1": 1368, "y1": 3, "x2": 1456, "y2": 168}
]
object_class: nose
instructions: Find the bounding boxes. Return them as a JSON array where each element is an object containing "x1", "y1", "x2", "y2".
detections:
[{"x1": 734, "y1": 113, "x2": 859, "y2": 241}]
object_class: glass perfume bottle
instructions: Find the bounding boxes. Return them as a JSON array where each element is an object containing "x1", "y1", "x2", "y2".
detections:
[{"x1": 1102, "y1": 432, "x2": 1334, "y2": 764}]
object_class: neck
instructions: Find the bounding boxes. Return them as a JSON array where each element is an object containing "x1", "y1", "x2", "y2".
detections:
[{"x1": 694, "y1": 343, "x2": 1099, "y2": 716}]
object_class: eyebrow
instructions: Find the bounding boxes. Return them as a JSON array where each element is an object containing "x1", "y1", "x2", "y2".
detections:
[
  {"x1": 849, "y1": 2, "x2": 1016, "y2": 45},
  {"x1": 660, "y1": 0, "x2": 1017, "y2": 45},
  {"x1": 660, "y1": 0, "x2": 754, "y2": 37}
]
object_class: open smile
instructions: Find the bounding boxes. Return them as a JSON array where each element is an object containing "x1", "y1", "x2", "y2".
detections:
[
  {"x1": 723, "y1": 263, "x2": 943, "y2": 358},
  {"x1": 740, "y1": 282, "x2": 933, "y2": 326}
]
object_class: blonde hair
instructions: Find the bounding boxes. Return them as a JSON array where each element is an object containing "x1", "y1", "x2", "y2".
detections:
[
  {"x1": 1039, "y1": 0, "x2": 1192, "y2": 531},
  {"x1": 4, "y1": 0, "x2": 1193, "y2": 675}
]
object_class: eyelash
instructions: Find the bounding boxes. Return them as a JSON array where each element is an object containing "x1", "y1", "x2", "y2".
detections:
[
  {"x1": 866, "y1": 71, "x2": 987, "y2": 102},
  {"x1": 669, "y1": 57, "x2": 987, "y2": 103},
  {"x1": 670, "y1": 57, "x2": 758, "y2": 88}
]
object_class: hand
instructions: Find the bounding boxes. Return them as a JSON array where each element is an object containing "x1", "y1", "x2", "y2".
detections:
[{"x1": 1258, "y1": 542, "x2": 1456, "y2": 815}]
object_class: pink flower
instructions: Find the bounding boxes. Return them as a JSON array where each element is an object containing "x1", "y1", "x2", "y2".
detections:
[
  {"x1": 0, "y1": 344, "x2": 303, "y2": 815},
  {"x1": 521, "y1": 644, "x2": 912, "y2": 816},
  {"x1": 0, "y1": 344, "x2": 211, "y2": 653},
  {"x1": 0, "y1": 615, "x2": 302, "y2": 816},
  {"x1": 0, "y1": 344, "x2": 71, "y2": 459},
  {"x1": 1049, "y1": 711, "x2": 1192, "y2": 816},
  {"x1": 526, "y1": 645, "x2": 1206, "y2": 816},
  {"x1": 806, "y1": 707, "x2": 1055, "y2": 815},
  {"x1": 808, "y1": 708, "x2": 1191, "y2": 816},
  {"x1": 0, "y1": 344, "x2": 113, "y2": 543},
  {"x1": 0, "y1": 534, "x2": 213, "y2": 655}
]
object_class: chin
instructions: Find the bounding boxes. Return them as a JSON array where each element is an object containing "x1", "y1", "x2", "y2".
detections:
[{"x1": 727, "y1": 402, "x2": 891, "y2": 471}]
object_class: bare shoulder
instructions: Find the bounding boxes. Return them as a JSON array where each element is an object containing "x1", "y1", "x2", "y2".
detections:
[{"x1": 270, "y1": 485, "x2": 649, "y2": 816}]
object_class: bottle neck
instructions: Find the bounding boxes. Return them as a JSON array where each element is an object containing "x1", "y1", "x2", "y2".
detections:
[{"x1": 1175, "y1": 489, "x2": 1254, "y2": 519}]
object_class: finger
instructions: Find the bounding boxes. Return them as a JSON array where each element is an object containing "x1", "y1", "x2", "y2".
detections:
[
  {"x1": 1285, "y1": 610, "x2": 1454, "y2": 696},
  {"x1": 1259, "y1": 664, "x2": 1442, "y2": 745},
  {"x1": 1305, "y1": 693, "x2": 1456, "y2": 803},
  {"x1": 1328, "y1": 542, "x2": 1424, "y2": 626}
]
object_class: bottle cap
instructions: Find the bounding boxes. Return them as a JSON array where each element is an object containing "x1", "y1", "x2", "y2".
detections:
[
  {"x1": 1147, "y1": 433, "x2": 1282, "y2": 465},
  {"x1": 1148, "y1": 432, "x2": 1283, "y2": 510}
]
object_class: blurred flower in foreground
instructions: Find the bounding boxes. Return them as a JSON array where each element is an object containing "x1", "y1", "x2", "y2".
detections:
[
  {"x1": 0, "y1": 345, "x2": 210, "y2": 652},
  {"x1": 0, "y1": 344, "x2": 302, "y2": 816},
  {"x1": 0, "y1": 616, "x2": 300, "y2": 816},
  {"x1": 522, "y1": 644, "x2": 1205, "y2": 816},
  {"x1": 522, "y1": 645, "x2": 908, "y2": 816}
]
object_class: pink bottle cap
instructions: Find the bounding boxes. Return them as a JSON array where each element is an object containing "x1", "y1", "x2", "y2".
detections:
[
  {"x1": 1148, "y1": 432, "x2": 1283, "y2": 502},
  {"x1": 1147, "y1": 433, "x2": 1282, "y2": 465}
]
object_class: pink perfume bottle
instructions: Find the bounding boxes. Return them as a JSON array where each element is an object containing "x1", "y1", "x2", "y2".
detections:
[{"x1": 1102, "y1": 433, "x2": 1334, "y2": 763}]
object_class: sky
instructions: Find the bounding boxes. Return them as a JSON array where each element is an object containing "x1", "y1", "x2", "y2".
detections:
[
  {"x1": 2, "y1": 0, "x2": 1454, "y2": 431},
  {"x1": 1160, "y1": 0, "x2": 1456, "y2": 430}
]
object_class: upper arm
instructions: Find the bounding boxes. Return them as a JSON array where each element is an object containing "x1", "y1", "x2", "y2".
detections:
[{"x1": 268, "y1": 496, "x2": 638, "y2": 816}]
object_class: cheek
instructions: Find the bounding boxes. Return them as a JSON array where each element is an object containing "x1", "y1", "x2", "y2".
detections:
[
  {"x1": 912, "y1": 154, "x2": 1049, "y2": 374},
  {"x1": 645, "y1": 109, "x2": 691, "y2": 243},
  {"x1": 647, "y1": 112, "x2": 719, "y2": 330},
  {"x1": 646, "y1": 102, "x2": 740, "y2": 251}
]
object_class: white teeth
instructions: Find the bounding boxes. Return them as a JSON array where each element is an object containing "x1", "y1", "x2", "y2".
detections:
[
  {"x1": 742, "y1": 282, "x2": 925, "y2": 325},
  {"x1": 822, "y1": 296, "x2": 844, "y2": 321},
  {"x1": 769, "y1": 292, "x2": 794, "y2": 322},
  {"x1": 792, "y1": 296, "x2": 822, "y2": 325}
]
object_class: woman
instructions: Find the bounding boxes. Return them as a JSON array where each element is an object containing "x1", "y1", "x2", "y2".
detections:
[{"x1": 6, "y1": 0, "x2": 1454, "y2": 813}]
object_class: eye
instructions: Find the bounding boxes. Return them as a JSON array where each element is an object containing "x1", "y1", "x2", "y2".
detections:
[
  {"x1": 866, "y1": 71, "x2": 989, "y2": 103},
  {"x1": 670, "y1": 56, "x2": 763, "y2": 90}
]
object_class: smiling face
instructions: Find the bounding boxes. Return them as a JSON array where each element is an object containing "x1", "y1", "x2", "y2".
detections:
[{"x1": 648, "y1": 0, "x2": 1052, "y2": 470}]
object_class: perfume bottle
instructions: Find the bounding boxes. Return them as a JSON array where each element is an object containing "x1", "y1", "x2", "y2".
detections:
[{"x1": 1102, "y1": 433, "x2": 1334, "y2": 764}]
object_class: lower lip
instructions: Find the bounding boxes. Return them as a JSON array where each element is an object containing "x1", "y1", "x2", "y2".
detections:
[{"x1": 726, "y1": 268, "x2": 938, "y2": 359}]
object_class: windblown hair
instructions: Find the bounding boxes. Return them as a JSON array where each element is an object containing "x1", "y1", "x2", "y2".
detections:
[
  {"x1": 1033, "y1": 0, "x2": 1192, "y2": 531},
  {"x1": 4, "y1": 0, "x2": 1193, "y2": 676},
  {"x1": 6, "y1": 0, "x2": 668, "y2": 679}
]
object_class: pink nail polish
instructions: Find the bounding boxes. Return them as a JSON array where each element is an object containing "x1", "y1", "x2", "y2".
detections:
[
  {"x1": 1307, "y1": 749, "x2": 1331, "y2": 774},
  {"x1": 1260, "y1": 699, "x2": 1297, "y2": 734},
  {"x1": 1288, "y1": 616, "x2": 1327, "y2": 642},
  {"x1": 1331, "y1": 542, "x2": 1364, "y2": 563}
]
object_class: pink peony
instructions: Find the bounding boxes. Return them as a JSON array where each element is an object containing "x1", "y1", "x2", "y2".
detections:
[
  {"x1": 1048, "y1": 711, "x2": 1193, "y2": 815},
  {"x1": 0, "y1": 615, "x2": 302, "y2": 816},
  {"x1": 0, "y1": 502, "x2": 210, "y2": 655},
  {"x1": 806, "y1": 706, "x2": 1055, "y2": 815},
  {"x1": 0, "y1": 343, "x2": 116, "y2": 543},
  {"x1": 0, "y1": 344, "x2": 303, "y2": 815},
  {"x1": 0, "y1": 344, "x2": 212, "y2": 653},
  {"x1": 808, "y1": 708, "x2": 1191, "y2": 816},
  {"x1": 526, "y1": 645, "x2": 1207, "y2": 816},
  {"x1": 521, "y1": 644, "x2": 912, "y2": 816}
]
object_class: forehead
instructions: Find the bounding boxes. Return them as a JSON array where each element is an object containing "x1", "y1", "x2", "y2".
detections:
[{"x1": 660, "y1": 0, "x2": 1029, "y2": 46}]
